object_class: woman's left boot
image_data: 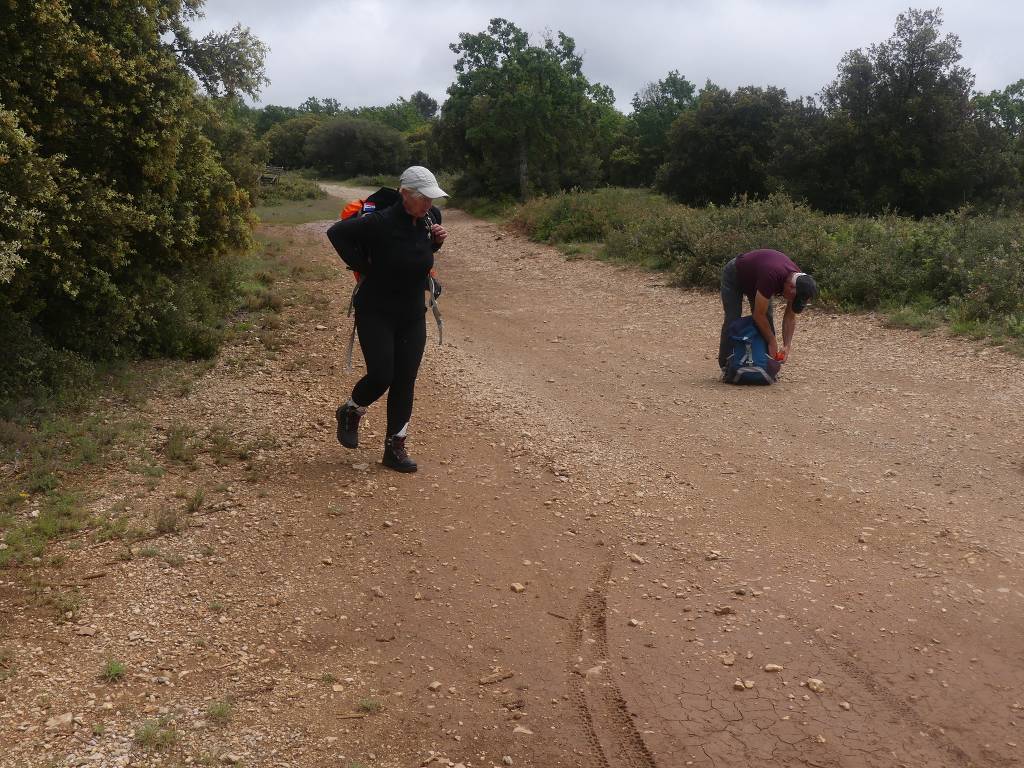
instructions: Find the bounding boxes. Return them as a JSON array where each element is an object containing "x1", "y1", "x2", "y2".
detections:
[{"x1": 382, "y1": 435, "x2": 417, "y2": 473}]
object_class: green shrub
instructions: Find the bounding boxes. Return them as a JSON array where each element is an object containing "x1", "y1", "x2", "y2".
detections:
[
  {"x1": 0, "y1": 2, "x2": 256, "y2": 404},
  {"x1": 511, "y1": 189, "x2": 1024, "y2": 336},
  {"x1": 303, "y1": 116, "x2": 408, "y2": 177},
  {"x1": 255, "y1": 172, "x2": 326, "y2": 204}
]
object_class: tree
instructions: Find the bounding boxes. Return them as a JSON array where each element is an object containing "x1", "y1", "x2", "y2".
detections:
[
  {"x1": 627, "y1": 70, "x2": 697, "y2": 185},
  {"x1": 299, "y1": 96, "x2": 342, "y2": 116},
  {"x1": 303, "y1": 117, "x2": 408, "y2": 177},
  {"x1": 264, "y1": 115, "x2": 322, "y2": 168},
  {"x1": 0, "y1": 0, "x2": 261, "y2": 394},
  {"x1": 974, "y1": 79, "x2": 1024, "y2": 138},
  {"x1": 409, "y1": 91, "x2": 439, "y2": 120},
  {"x1": 657, "y1": 83, "x2": 796, "y2": 205},
  {"x1": 438, "y1": 18, "x2": 615, "y2": 199},
  {"x1": 170, "y1": 19, "x2": 269, "y2": 99},
  {"x1": 254, "y1": 104, "x2": 300, "y2": 136},
  {"x1": 818, "y1": 8, "x2": 998, "y2": 215}
]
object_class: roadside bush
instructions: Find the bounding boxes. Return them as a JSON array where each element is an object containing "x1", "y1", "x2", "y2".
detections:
[
  {"x1": 303, "y1": 116, "x2": 408, "y2": 177},
  {"x1": 513, "y1": 189, "x2": 1024, "y2": 335},
  {"x1": 0, "y1": 1, "x2": 257, "y2": 405},
  {"x1": 254, "y1": 173, "x2": 326, "y2": 204}
]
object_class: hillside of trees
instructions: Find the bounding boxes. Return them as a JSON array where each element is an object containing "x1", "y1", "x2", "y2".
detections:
[{"x1": 2, "y1": 4, "x2": 1023, "y2": 406}]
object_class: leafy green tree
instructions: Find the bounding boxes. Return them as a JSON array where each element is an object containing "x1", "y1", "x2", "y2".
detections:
[
  {"x1": 818, "y1": 8, "x2": 999, "y2": 215},
  {"x1": 264, "y1": 115, "x2": 322, "y2": 168},
  {"x1": 170, "y1": 20, "x2": 269, "y2": 98},
  {"x1": 973, "y1": 80, "x2": 1024, "y2": 138},
  {"x1": 628, "y1": 70, "x2": 697, "y2": 185},
  {"x1": 0, "y1": 108, "x2": 60, "y2": 286},
  {"x1": 199, "y1": 95, "x2": 270, "y2": 193},
  {"x1": 0, "y1": 0, "x2": 265, "y2": 398},
  {"x1": 303, "y1": 117, "x2": 408, "y2": 177},
  {"x1": 438, "y1": 18, "x2": 615, "y2": 198},
  {"x1": 299, "y1": 96, "x2": 342, "y2": 116},
  {"x1": 345, "y1": 99, "x2": 424, "y2": 133},
  {"x1": 409, "y1": 91, "x2": 439, "y2": 120},
  {"x1": 657, "y1": 83, "x2": 796, "y2": 204},
  {"x1": 254, "y1": 104, "x2": 300, "y2": 136}
]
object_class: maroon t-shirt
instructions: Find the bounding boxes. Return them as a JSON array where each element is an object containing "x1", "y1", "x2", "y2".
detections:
[{"x1": 735, "y1": 249, "x2": 799, "y2": 305}]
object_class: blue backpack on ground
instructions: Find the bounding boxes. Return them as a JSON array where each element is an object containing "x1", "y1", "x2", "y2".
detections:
[{"x1": 723, "y1": 316, "x2": 781, "y2": 385}]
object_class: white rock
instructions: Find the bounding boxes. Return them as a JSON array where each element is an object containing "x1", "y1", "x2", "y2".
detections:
[
  {"x1": 807, "y1": 678, "x2": 825, "y2": 693},
  {"x1": 428, "y1": 681, "x2": 442, "y2": 691},
  {"x1": 764, "y1": 664, "x2": 784, "y2": 672},
  {"x1": 510, "y1": 583, "x2": 526, "y2": 594}
]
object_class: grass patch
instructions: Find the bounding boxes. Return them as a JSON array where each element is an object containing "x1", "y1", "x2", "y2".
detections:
[
  {"x1": 254, "y1": 195, "x2": 343, "y2": 225},
  {"x1": 101, "y1": 658, "x2": 126, "y2": 683},
  {"x1": 134, "y1": 717, "x2": 176, "y2": 751},
  {"x1": 165, "y1": 423, "x2": 196, "y2": 464},
  {"x1": 206, "y1": 699, "x2": 234, "y2": 724},
  {"x1": 138, "y1": 546, "x2": 159, "y2": 558},
  {"x1": 185, "y1": 488, "x2": 205, "y2": 513},
  {"x1": 254, "y1": 172, "x2": 326, "y2": 205},
  {"x1": 47, "y1": 589, "x2": 81, "y2": 623},
  {"x1": 884, "y1": 297, "x2": 945, "y2": 333},
  {"x1": 154, "y1": 508, "x2": 181, "y2": 536},
  {"x1": 1, "y1": 491, "x2": 88, "y2": 567},
  {"x1": 356, "y1": 698, "x2": 382, "y2": 714},
  {"x1": 206, "y1": 425, "x2": 250, "y2": 464}
]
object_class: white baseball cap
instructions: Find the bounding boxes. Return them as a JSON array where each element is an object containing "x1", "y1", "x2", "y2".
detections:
[{"x1": 399, "y1": 166, "x2": 448, "y2": 199}]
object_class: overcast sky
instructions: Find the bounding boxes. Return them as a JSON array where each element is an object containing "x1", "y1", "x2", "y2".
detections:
[{"x1": 191, "y1": 1, "x2": 1024, "y2": 112}]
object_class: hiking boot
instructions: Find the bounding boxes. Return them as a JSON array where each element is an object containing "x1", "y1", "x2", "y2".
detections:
[
  {"x1": 335, "y1": 403, "x2": 362, "y2": 449},
  {"x1": 382, "y1": 435, "x2": 417, "y2": 473}
]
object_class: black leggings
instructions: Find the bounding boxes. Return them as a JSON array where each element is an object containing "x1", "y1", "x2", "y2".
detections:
[{"x1": 351, "y1": 308, "x2": 426, "y2": 437}]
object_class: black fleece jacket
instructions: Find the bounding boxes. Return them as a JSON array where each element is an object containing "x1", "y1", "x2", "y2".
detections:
[{"x1": 326, "y1": 202, "x2": 442, "y2": 314}]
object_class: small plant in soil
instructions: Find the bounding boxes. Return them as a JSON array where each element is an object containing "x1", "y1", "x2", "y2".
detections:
[
  {"x1": 206, "y1": 699, "x2": 234, "y2": 724},
  {"x1": 154, "y1": 507, "x2": 180, "y2": 535},
  {"x1": 356, "y1": 698, "x2": 382, "y2": 714},
  {"x1": 101, "y1": 658, "x2": 126, "y2": 683},
  {"x1": 134, "y1": 717, "x2": 176, "y2": 751}
]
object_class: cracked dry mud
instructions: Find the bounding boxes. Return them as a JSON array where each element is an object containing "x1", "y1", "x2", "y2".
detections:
[{"x1": 1, "y1": 189, "x2": 1023, "y2": 767}]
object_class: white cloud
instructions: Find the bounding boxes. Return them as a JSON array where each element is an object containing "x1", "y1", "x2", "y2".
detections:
[{"x1": 192, "y1": 0, "x2": 1024, "y2": 110}]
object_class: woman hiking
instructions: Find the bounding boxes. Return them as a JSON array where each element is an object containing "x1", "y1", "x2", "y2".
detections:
[{"x1": 326, "y1": 166, "x2": 448, "y2": 473}]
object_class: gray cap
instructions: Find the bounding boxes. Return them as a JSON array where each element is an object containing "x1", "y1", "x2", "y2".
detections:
[{"x1": 399, "y1": 166, "x2": 448, "y2": 199}]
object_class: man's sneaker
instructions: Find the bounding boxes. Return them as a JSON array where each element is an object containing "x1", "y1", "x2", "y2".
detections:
[
  {"x1": 335, "y1": 403, "x2": 362, "y2": 449},
  {"x1": 382, "y1": 435, "x2": 417, "y2": 473}
]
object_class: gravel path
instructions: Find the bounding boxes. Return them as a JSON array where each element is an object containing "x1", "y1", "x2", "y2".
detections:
[{"x1": 1, "y1": 203, "x2": 1021, "y2": 768}]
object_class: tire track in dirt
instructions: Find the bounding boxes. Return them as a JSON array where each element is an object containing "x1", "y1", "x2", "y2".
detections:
[{"x1": 569, "y1": 560, "x2": 660, "y2": 768}]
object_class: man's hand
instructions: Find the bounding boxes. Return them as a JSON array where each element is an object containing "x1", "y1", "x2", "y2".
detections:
[
  {"x1": 767, "y1": 338, "x2": 780, "y2": 358},
  {"x1": 430, "y1": 223, "x2": 447, "y2": 246}
]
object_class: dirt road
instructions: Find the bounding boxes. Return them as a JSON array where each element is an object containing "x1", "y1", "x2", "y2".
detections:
[{"x1": 1, "y1": 195, "x2": 1022, "y2": 768}]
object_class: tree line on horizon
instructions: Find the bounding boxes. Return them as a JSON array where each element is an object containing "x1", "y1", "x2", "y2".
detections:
[
  {"x1": 258, "y1": 9, "x2": 1024, "y2": 218},
  {"x1": 2, "y1": 3, "x2": 1022, "y2": 405}
]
